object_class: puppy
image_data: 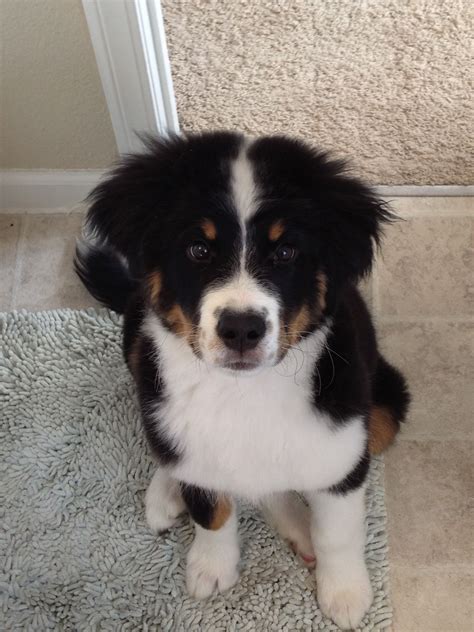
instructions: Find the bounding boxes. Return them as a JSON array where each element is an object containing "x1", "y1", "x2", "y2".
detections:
[{"x1": 75, "y1": 132, "x2": 409, "y2": 629}]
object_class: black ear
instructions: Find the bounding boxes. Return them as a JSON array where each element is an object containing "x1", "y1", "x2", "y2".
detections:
[
  {"x1": 315, "y1": 168, "x2": 394, "y2": 286},
  {"x1": 83, "y1": 135, "x2": 182, "y2": 275}
]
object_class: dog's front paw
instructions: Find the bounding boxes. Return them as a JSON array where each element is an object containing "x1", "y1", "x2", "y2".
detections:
[
  {"x1": 316, "y1": 566, "x2": 373, "y2": 630},
  {"x1": 186, "y1": 539, "x2": 240, "y2": 599}
]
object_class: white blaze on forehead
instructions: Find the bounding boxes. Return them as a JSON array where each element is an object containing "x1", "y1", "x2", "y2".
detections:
[
  {"x1": 197, "y1": 138, "x2": 281, "y2": 366},
  {"x1": 231, "y1": 141, "x2": 258, "y2": 224}
]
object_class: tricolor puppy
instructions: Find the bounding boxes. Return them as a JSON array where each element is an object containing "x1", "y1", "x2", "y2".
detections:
[{"x1": 75, "y1": 132, "x2": 409, "y2": 629}]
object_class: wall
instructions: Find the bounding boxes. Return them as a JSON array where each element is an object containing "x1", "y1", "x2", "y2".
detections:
[
  {"x1": 0, "y1": 0, "x2": 117, "y2": 169},
  {"x1": 162, "y1": 0, "x2": 473, "y2": 185}
]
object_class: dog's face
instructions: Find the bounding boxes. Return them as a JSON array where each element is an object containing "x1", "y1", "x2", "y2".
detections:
[{"x1": 88, "y1": 132, "x2": 389, "y2": 371}]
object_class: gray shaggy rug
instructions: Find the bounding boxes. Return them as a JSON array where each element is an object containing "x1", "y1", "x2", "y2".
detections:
[{"x1": 0, "y1": 309, "x2": 393, "y2": 630}]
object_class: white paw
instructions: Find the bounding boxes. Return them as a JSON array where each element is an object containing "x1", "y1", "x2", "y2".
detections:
[
  {"x1": 145, "y1": 478, "x2": 186, "y2": 533},
  {"x1": 316, "y1": 566, "x2": 373, "y2": 630},
  {"x1": 186, "y1": 539, "x2": 240, "y2": 599}
]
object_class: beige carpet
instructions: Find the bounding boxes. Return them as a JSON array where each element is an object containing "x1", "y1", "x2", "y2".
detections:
[{"x1": 162, "y1": 0, "x2": 473, "y2": 185}]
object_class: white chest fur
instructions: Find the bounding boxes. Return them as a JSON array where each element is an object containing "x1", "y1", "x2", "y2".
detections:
[{"x1": 144, "y1": 315, "x2": 365, "y2": 500}]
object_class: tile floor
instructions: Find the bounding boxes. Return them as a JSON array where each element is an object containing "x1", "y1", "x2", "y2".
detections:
[{"x1": 1, "y1": 198, "x2": 473, "y2": 631}]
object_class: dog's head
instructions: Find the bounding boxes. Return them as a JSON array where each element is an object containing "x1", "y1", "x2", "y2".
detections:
[{"x1": 87, "y1": 132, "x2": 391, "y2": 371}]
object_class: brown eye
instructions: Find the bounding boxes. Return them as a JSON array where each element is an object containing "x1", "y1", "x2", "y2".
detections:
[
  {"x1": 274, "y1": 244, "x2": 297, "y2": 264},
  {"x1": 187, "y1": 241, "x2": 211, "y2": 262}
]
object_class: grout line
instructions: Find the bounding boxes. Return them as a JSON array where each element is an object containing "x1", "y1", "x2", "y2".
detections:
[
  {"x1": 10, "y1": 214, "x2": 29, "y2": 310},
  {"x1": 0, "y1": 207, "x2": 87, "y2": 215},
  {"x1": 376, "y1": 185, "x2": 474, "y2": 197},
  {"x1": 390, "y1": 562, "x2": 474, "y2": 575},
  {"x1": 395, "y1": 435, "x2": 474, "y2": 443},
  {"x1": 391, "y1": 208, "x2": 474, "y2": 219},
  {"x1": 376, "y1": 316, "x2": 474, "y2": 325}
]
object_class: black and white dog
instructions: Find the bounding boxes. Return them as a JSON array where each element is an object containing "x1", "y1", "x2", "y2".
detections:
[{"x1": 75, "y1": 132, "x2": 409, "y2": 629}]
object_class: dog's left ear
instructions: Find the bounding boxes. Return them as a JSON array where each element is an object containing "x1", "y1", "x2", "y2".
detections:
[
  {"x1": 316, "y1": 173, "x2": 394, "y2": 285},
  {"x1": 83, "y1": 134, "x2": 184, "y2": 277}
]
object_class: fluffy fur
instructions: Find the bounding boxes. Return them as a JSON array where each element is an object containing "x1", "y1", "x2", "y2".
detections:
[{"x1": 75, "y1": 131, "x2": 409, "y2": 629}]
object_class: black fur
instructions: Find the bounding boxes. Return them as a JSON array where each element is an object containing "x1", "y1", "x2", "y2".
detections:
[
  {"x1": 74, "y1": 241, "x2": 137, "y2": 314},
  {"x1": 249, "y1": 136, "x2": 394, "y2": 295},
  {"x1": 373, "y1": 354, "x2": 411, "y2": 429},
  {"x1": 329, "y1": 450, "x2": 371, "y2": 495},
  {"x1": 313, "y1": 287, "x2": 375, "y2": 424},
  {"x1": 180, "y1": 484, "x2": 218, "y2": 529},
  {"x1": 74, "y1": 131, "x2": 409, "y2": 490}
]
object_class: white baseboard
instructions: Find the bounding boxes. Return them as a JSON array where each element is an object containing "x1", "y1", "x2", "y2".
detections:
[
  {"x1": 0, "y1": 170, "x2": 104, "y2": 211},
  {"x1": 1, "y1": 170, "x2": 473, "y2": 212}
]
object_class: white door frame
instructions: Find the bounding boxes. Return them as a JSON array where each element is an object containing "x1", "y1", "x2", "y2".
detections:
[{"x1": 82, "y1": 0, "x2": 179, "y2": 154}]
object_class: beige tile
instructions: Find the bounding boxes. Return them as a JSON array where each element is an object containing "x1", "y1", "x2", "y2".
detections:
[
  {"x1": 0, "y1": 214, "x2": 22, "y2": 310},
  {"x1": 14, "y1": 213, "x2": 98, "y2": 310},
  {"x1": 389, "y1": 196, "x2": 474, "y2": 218},
  {"x1": 379, "y1": 321, "x2": 473, "y2": 439},
  {"x1": 391, "y1": 566, "x2": 474, "y2": 631},
  {"x1": 375, "y1": 216, "x2": 473, "y2": 318},
  {"x1": 385, "y1": 440, "x2": 473, "y2": 567}
]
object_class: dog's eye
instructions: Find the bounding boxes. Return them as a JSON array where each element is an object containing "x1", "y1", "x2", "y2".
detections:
[
  {"x1": 274, "y1": 244, "x2": 298, "y2": 264},
  {"x1": 187, "y1": 241, "x2": 211, "y2": 262}
]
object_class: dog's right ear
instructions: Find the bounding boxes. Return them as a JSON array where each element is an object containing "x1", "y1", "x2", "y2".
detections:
[{"x1": 84, "y1": 135, "x2": 182, "y2": 275}]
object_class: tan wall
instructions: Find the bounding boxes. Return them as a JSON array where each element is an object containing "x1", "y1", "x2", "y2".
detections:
[
  {"x1": 162, "y1": 0, "x2": 473, "y2": 185},
  {"x1": 0, "y1": 0, "x2": 117, "y2": 169}
]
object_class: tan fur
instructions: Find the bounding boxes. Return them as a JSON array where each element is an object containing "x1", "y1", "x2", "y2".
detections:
[
  {"x1": 368, "y1": 405, "x2": 399, "y2": 455},
  {"x1": 165, "y1": 304, "x2": 195, "y2": 340},
  {"x1": 286, "y1": 304, "x2": 311, "y2": 346},
  {"x1": 209, "y1": 496, "x2": 232, "y2": 530},
  {"x1": 147, "y1": 271, "x2": 162, "y2": 306},
  {"x1": 268, "y1": 220, "x2": 285, "y2": 241},
  {"x1": 126, "y1": 335, "x2": 142, "y2": 380},
  {"x1": 201, "y1": 219, "x2": 217, "y2": 240},
  {"x1": 316, "y1": 271, "x2": 327, "y2": 312}
]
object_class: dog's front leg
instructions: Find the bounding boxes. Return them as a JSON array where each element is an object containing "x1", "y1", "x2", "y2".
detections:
[
  {"x1": 181, "y1": 484, "x2": 240, "y2": 599},
  {"x1": 307, "y1": 486, "x2": 373, "y2": 630}
]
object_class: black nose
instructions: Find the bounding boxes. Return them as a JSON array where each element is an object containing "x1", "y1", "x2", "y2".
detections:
[{"x1": 217, "y1": 310, "x2": 267, "y2": 352}]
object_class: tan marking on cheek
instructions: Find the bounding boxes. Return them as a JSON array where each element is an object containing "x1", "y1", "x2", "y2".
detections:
[
  {"x1": 287, "y1": 304, "x2": 311, "y2": 346},
  {"x1": 368, "y1": 405, "x2": 399, "y2": 455},
  {"x1": 201, "y1": 219, "x2": 217, "y2": 240},
  {"x1": 269, "y1": 220, "x2": 285, "y2": 242},
  {"x1": 165, "y1": 304, "x2": 194, "y2": 339},
  {"x1": 126, "y1": 335, "x2": 142, "y2": 380},
  {"x1": 147, "y1": 271, "x2": 162, "y2": 306},
  {"x1": 316, "y1": 271, "x2": 327, "y2": 312},
  {"x1": 209, "y1": 496, "x2": 232, "y2": 530}
]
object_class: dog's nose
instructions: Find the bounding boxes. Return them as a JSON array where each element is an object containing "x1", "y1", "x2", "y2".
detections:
[{"x1": 217, "y1": 310, "x2": 267, "y2": 352}]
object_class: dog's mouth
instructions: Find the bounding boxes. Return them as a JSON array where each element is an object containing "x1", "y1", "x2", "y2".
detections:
[{"x1": 222, "y1": 360, "x2": 260, "y2": 372}]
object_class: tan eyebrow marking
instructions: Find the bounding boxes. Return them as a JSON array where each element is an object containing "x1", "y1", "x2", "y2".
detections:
[
  {"x1": 269, "y1": 220, "x2": 285, "y2": 241},
  {"x1": 201, "y1": 219, "x2": 217, "y2": 240}
]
